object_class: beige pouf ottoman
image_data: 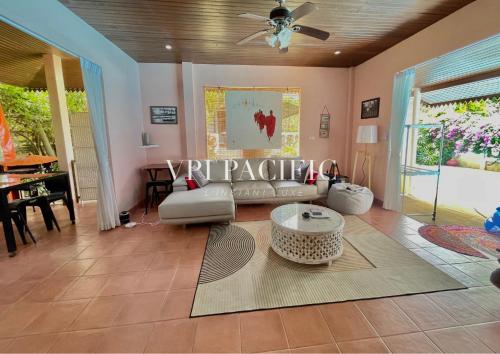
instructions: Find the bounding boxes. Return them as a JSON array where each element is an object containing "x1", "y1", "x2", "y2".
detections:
[{"x1": 327, "y1": 183, "x2": 374, "y2": 215}]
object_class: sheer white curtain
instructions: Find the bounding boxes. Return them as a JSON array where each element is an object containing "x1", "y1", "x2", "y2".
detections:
[
  {"x1": 383, "y1": 68, "x2": 416, "y2": 211},
  {"x1": 80, "y1": 58, "x2": 120, "y2": 230}
]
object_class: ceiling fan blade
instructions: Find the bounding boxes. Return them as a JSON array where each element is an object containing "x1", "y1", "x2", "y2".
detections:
[
  {"x1": 279, "y1": 47, "x2": 288, "y2": 54},
  {"x1": 238, "y1": 13, "x2": 270, "y2": 22},
  {"x1": 294, "y1": 25, "x2": 330, "y2": 41},
  {"x1": 237, "y1": 30, "x2": 269, "y2": 45},
  {"x1": 290, "y1": 2, "x2": 318, "y2": 22}
]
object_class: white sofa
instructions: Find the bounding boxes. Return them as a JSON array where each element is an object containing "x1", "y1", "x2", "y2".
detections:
[{"x1": 159, "y1": 158, "x2": 328, "y2": 225}]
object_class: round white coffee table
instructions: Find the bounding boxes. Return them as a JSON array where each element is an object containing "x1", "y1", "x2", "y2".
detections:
[{"x1": 270, "y1": 204, "x2": 345, "y2": 265}]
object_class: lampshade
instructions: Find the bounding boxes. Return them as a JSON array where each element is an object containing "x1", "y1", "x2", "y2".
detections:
[{"x1": 356, "y1": 125, "x2": 378, "y2": 144}]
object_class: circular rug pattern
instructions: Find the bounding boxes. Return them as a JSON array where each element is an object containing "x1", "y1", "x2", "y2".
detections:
[
  {"x1": 198, "y1": 224, "x2": 255, "y2": 284},
  {"x1": 418, "y1": 224, "x2": 500, "y2": 258}
]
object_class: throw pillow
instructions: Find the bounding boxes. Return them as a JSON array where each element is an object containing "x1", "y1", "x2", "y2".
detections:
[
  {"x1": 192, "y1": 170, "x2": 209, "y2": 187},
  {"x1": 294, "y1": 162, "x2": 310, "y2": 183},
  {"x1": 307, "y1": 171, "x2": 319, "y2": 185},
  {"x1": 185, "y1": 176, "x2": 199, "y2": 190}
]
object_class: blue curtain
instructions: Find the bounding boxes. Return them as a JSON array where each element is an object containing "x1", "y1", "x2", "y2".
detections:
[
  {"x1": 383, "y1": 68, "x2": 415, "y2": 211},
  {"x1": 80, "y1": 58, "x2": 120, "y2": 230}
]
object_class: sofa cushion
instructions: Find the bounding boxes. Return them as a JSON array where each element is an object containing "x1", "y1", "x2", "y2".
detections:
[
  {"x1": 159, "y1": 183, "x2": 234, "y2": 219},
  {"x1": 192, "y1": 169, "x2": 209, "y2": 187},
  {"x1": 270, "y1": 180, "x2": 317, "y2": 198},
  {"x1": 268, "y1": 158, "x2": 301, "y2": 180},
  {"x1": 232, "y1": 159, "x2": 269, "y2": 181},
  {"x1": 232, "y1": 181, "x2": 275, "y2": 200},
  {"x1": 201, "y1": 160, "x2": 232, "y2": 182}
]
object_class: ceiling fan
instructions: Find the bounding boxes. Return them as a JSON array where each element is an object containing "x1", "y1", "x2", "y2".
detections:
[{"x1": 236, "y1": 0, "x2": 330, "y2": 53}]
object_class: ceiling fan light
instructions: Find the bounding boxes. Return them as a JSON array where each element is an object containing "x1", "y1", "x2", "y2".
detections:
[
  {"x1": 278, "y1": 27, "x2": 293, "y2": 49},
  {"x1": 266, "y1": 34, "x2": 278, "y2": 47}
]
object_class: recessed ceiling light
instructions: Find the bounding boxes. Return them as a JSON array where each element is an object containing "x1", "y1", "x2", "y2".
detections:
[
  {"x1": 165, "y1": 44, "x2": 173, "y2": 50},
  {"x1": 334, "y1": 50, "x2": 341, "y2": 55}
]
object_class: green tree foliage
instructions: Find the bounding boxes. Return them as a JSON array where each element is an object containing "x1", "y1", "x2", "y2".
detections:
[{"x1": 0, "y1": 83, "x2": 87, "y2": 156}]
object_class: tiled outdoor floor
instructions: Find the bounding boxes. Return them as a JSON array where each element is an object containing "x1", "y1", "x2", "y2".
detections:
[{"x1": 0, "y1": 201, "x2": 498, "y2": 353}]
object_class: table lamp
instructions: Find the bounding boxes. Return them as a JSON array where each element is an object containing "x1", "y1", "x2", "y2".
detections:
[{"x1": 352, "y1": 125, "x2": 378, "y2": 189}]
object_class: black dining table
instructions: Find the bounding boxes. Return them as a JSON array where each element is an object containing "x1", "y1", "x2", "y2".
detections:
[{"x1": 0, "y1": 171, "x2": 75, "y2": 256}]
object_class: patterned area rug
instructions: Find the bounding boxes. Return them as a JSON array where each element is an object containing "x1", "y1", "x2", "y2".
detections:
[
  {"x1": 191, "y1": 217, "x2": 465, "y2": 317},
  {"x1": 418, "y1": 225, "x2": 500, "y2": 259}
]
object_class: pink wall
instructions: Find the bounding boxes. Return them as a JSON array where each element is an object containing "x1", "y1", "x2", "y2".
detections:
[
  {"x1": 350, "y1": 0, "x2": 500, "y2": 200},
  {"x1": 140, "y1": 63, "x2": 351, "y2": 169},
  {"x1": 140, "y1": 63, "x2": 184, "y2": 162}
]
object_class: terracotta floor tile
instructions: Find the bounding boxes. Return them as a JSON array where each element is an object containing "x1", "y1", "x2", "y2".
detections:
[
  {"x1": 5, "y1": 333, "x2": 59, "y2": 353},
  {"x1": 149, "y1": 252, "x2": 181, "y2": 270},
  {"x1": 0, "y1": 302, "x2": 49, "y2": 338},
  {"x1": 425, "y1": 247, "x2": 470, "y2": 264},
  {"x1": 136, "y1": 269, "x2": 176, "y2": 293},
  {"x1": 291, "y1": 343, "x2": 340, "y2": 353},
  {"x1": 24, "y1": 299, "x2": 89, "y2": 334},
  {"x1": 145, "y1": 319, "x2": 197, "y2": 353},
  {"x1": 280, "y1": 307, "x2": 332, "y2": 349},
  {"x1": 425, "y1": 327, "x2": 492, "y2": 353},
  {"x1": 465, "y1": 322, "x2": 500, "y2": 352},
  {"x1": 453, "y1": 263, "x2": 492, "y2": 284},
  {"x1": 382, "y1": 332, "x2": 441, "y2": 353},
  {"x1": 119, "y1": 254, "x2": 155, "y2": 273},
  {"x1": 179, "y1": 250, "x2": 206, "y2": 268},
  {"x1": 319, "y1": 302, "x2": 377, "y2": 342},
  {"x1": 51, "y1": 259, "x2": 96, "y2": 278},
  {"x1": 0, "y1": 280, "x2": 38, "y2": 305},
  {"x1": 461, "y1": 286, "x2": 500, "y2": 318},
  {"x1": 240, "y1": 310, "x2": 288, "y2": 353},
  {"x1": 59, "y1": 275, "x2": 108, "y2": 300},
  {"x1": 23, "y1": 276, "x2": 77, "y2": 303},
  {"x1": 435, "y1": 264, "x2": 483, "y2": 287},
  {"x1": 0, "y1": 338, "x2": 12, "y2": 352},
  {"x1": 356, "y1": 298, "x2": 419, "y2": 336},
  {"x1": 98, "y1": 272, "x2": 143, "y2": 296},
  {"x1": 95, "y1": 323, "x2": 154, "y2": 353},
  {"x1": 427, "y1": 291, "x2": 496, "y2": 325},
  {"x1": 85, "y1": 257, "x2": 123, "y2": 275},
  {"x1": 193, "y1": 314, "x2": 241, "y2": 353},
  {"x1": 171, "y1": 266, "x2": 201, "y2": 290},
  {"x1": 113, "y1": 291, "x2": 167, "y2": 325},
  {"x1": 160, "y1": 288, "x2": 196, "y2": 320},
  {"x1": 48, "y1": 329, "x2": 106, "y2": 353},
  {"x1": 393, "y1": 294, "x2": 459, "y2": 330},
  {"x1": 71, "y1": 295, "x2": 129, "y2": 330},
  {"x1": 336, "y1": 338, "x2": 390, "y2": 353}
]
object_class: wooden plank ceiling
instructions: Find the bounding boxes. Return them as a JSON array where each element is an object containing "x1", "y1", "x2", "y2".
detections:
[
  {"x1": 0, "y1": 21, "x2": 83, "y2": 90},
  {"x1": 60, "y1": 0, "x2": 474, "y2": 67}
]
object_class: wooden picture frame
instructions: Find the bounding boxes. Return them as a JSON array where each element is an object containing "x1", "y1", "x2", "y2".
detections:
[
  {"x1": 150, "y1": 106, "x2": 177, "y2": 124},
  {"x1": 361, "y1": 98, "x2": 380, "y2": 119},
  {"x1": 319, "y1": 113, "x2": 331, "y2": 138}
]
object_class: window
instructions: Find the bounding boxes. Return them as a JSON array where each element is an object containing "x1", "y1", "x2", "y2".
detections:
[{"x1": 205, "y1": 87, "x2": 300, "y2": 160}]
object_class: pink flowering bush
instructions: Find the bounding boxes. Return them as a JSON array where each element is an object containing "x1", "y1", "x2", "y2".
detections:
[{"x1": 417, "y1": 98, "x2": 500, "y2": 165}]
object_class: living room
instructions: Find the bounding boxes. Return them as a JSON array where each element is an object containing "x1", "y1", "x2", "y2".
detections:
[{"x1": 0, "y1": 0, "x2": 499, "y2": 353}]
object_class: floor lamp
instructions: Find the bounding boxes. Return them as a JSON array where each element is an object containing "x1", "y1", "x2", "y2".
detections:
[{"x1": 352, "y1": 125, "x2": 378, "y2": 189}]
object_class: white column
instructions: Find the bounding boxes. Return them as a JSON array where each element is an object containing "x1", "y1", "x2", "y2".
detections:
[
  {"x1": 181, "y1": 62, "x2": 197, "y2": 158},
  {"x1": 43, "y1": 53, "x2": 75, "y2": 197}
]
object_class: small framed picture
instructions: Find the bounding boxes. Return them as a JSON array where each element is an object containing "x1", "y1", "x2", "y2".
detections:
[
  {"x1": 150, "y1": 106, "x2": 177, "y2": 124},
  {"x1": 361, "y1": 98, "x2": 380, "y2": 119}
]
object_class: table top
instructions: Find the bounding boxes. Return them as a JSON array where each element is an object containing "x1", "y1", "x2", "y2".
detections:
[
  {"x1": 0, "y1": 155, "x2": 58, "y2": 168},
  {"x1": 141, "y1": 162, "x2": 180, "y2": 170},
  {"x1": 0, "y1": 172, "x2": 67, "y2": 191},
  {"x1": 271, "y1": 204, "x2": 345, "y2": 235}
]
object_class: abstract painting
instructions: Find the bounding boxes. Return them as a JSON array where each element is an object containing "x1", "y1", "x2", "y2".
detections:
[{"x1": 225, "y1": 90, "x2": 282, "y2": 149}]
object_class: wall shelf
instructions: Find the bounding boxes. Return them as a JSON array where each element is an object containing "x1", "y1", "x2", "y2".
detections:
[{"x1": 139, "y1": 145, "x2": 159, "y2": 149}]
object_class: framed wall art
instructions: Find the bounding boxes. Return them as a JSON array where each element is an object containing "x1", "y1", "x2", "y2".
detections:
[
  {"x1": 319, "y1": 106, "x2": 331, "y2": 138},
  {"x1": 150, "y1": 106, "x2": 177, "y2": 124},
  {"x1": 361, "y1": 98, "x2": 380, "y2": 119}
]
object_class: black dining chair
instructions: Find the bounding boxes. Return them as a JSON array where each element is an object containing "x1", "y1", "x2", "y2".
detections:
[{"x1": 8, "y1": 195, "x2": 61, "y2": 244}]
